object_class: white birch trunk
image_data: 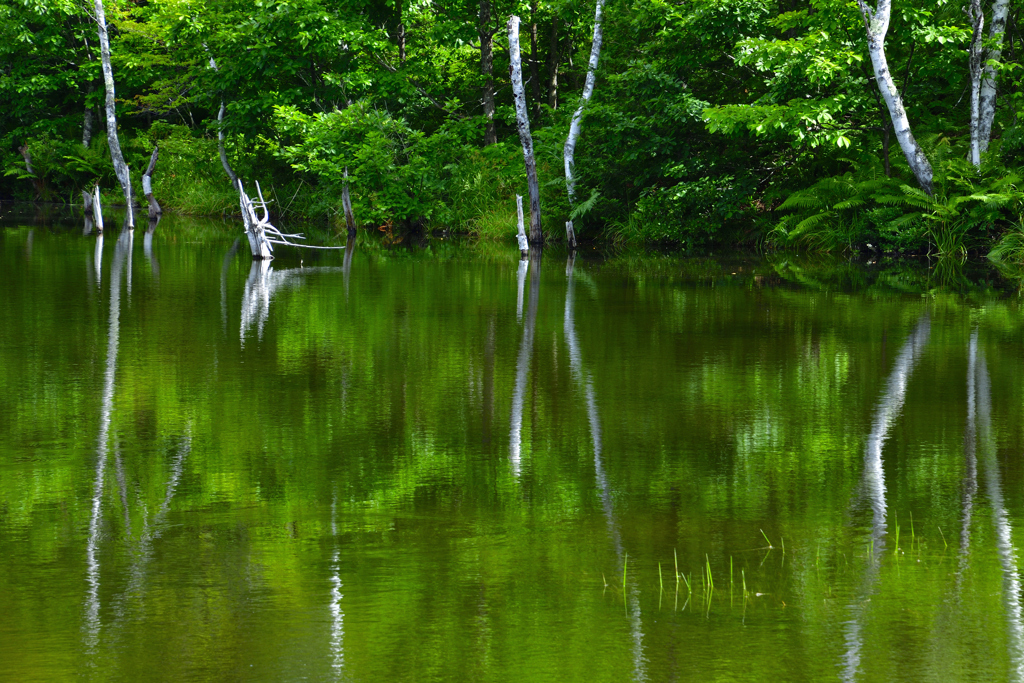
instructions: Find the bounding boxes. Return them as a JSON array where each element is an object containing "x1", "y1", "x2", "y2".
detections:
[
  {"x1": 93, "y1": 0, "x2": 133, "y2": 227},
  {"x1": 516, "y1": 194, "x2": 529, "y2": 256},
  {"x1": 563, "y1": 0, "x2": 606, "y2": 205},
  {"x1": 979, "y1": 0, "x2": 1011, "y2": 152},
  {"x1": 856, "y1": 0, "x2": 934, "y2": 195},
  {"x1": 968, "y1": 0, "x2": 985, "y2": 168},
  {"x1": 508, "y1": 16, "x2": 543, "y2": 243},
  {"x1": 93, "y1": 184, "x2": 104, "y2": 230}
]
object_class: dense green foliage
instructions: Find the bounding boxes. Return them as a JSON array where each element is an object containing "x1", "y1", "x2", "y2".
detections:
[{"x1": 5, "y1": 0, "x2": 1024, "y2": 253}]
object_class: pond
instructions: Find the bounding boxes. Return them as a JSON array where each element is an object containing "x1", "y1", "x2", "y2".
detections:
[{"x1": 2, "y1": 210, "x2": 1024, "y2": 682}]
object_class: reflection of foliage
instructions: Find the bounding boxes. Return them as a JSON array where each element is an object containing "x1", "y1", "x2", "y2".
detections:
[{"x1": 5, "y1": 231, "x2": 1024, "y2": 679}]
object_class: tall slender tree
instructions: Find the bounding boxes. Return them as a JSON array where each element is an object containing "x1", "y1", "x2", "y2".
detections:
[
  {"x1": 93, "y1": 0, "x2": 134, "y2": 226},
  {"x1": 855, "y1": 0, "x2": 933, "y2": 195}
]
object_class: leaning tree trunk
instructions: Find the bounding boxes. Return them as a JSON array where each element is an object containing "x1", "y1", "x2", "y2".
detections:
[
  {"x1": 968, "y1": 0, "x2": 985, "y2": 168},
  {"x1": 563, "y1": 0, "x2": 606, "y2": 248},
  {"x1": 979, "y1": 0, "x2": 1012, "y2": 153},
  {"x1": 480, "y1": 0, "x2": 497, "y2": 146},
  {"x1": 508, "y1": 16, "x2": 543, "y2": 244},
  {"x1": 217, "y1": 102, "x2": 241, "y2": 190},
  {"x1": 209, "y1": 57, "x2": 241, "y2": 191},
  {"x1": 93, "y1": 0, "x2": 133, "y2": 227},
  {"x1": 856, "y1": 0, "x2": 933, "y2": 195},
  {"x1": 142, "y1": 145, "x2": 162, "y2": 219}
]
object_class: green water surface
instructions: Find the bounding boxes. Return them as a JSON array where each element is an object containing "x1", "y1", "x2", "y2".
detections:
[{"x1": 2, "y1": 214, "x2": 1024, "y2": 682}]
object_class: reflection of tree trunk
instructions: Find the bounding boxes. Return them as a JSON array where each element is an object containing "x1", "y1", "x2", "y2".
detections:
[
  {"x1": 509, "y1": 250, "x2": 541, "y2": 476},
  {"x1": 342, "y1": 235, "x2": 355, "y2": 299},
  {"x1": 480, "y1": 0, "x2": 497, "y2": 146},
  {"x1": 329, "y1": 495, "x2": 345, "y2": 680},
  {"x1": 975, "y1": 339, "x2": 1024, "y2": 678},
  {"x1": 84, "y1": 228, "x2": 132, "y2": 654},
  {"x1": 220, "y1": 238, "x2": 241, "y2": 334},
  {"x1": 144, "y1": 215, "x2": 160, "y2": 281},
  {"x1": 841, "y1": 314, "x2": 930, "y2": 681},
  {"x1": 483, "y1": 314, "x2": 496, "y2": 446},
  {"x1": 956, "y1": 331, "x2": 979, "y2": 591},
  {"x1": 564, "y1": 255, "x2": 647, "y2": 681}
]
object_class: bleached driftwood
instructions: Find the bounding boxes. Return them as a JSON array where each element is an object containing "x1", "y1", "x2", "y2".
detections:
[{"x1": 239, "y1": 181, "x2": 345, "y2": 259}]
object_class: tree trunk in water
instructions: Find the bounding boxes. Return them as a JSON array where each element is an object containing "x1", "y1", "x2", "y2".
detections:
[
  {"x1": 530, "y1": 2, "x2": 541, "y2": 121},
  {"x1": 856, "y1": 0, "x2": 933, "y2": 195},
  {"x1": 239, "y1": 182, "x2": 274, "y2": 260},
  {"x1": 508, "y1": 16, "x2": 543, "y2": 244},
  {"x1": 142, "y1": 145, "x2": 162, "y2": 219},
  {"x1": 979, "y1": 0, "x2": 1012, "y2": 152},
  {"x1": 516, "y1": 194, "x2": 529, "y2": 256},
  {"x1": 480, "y1": 0, "x2": 496, "y2": 146},
  {"x1": 969, "y1": 0, "x2": 985, "y2": 168},
  {"x1": 93, "y1": 0, "x2": 133, "y2": 227},
  {"x1": 563, "y1": 0, "x2": 606, "y2": 245},
  {"x1": 342, "y1": 167, "x2": 356, "y2": 238},
  {"x1": 547, "y1": 19, "x2": 559, "y2": 110},
  {"x1": 93, "y1": 185, "x2": 104, "y2": 230}
]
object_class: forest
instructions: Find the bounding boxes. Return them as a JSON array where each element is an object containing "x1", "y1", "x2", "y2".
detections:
[{"x1": 5, "y1": 0, "x2": 1024, "y2": 256}]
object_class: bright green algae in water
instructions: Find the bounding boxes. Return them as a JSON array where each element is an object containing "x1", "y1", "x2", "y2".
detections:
[{"x1": 2, "y1": 218, "x2": 1024, "y2": 682}]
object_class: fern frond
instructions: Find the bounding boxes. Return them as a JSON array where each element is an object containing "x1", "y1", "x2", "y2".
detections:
[
  {"x1": 833, "y1": 198, "x2": 865, "y2": 210},
  {"x1": 789, "y1": 211, "x2": 834, "y2": 237}
]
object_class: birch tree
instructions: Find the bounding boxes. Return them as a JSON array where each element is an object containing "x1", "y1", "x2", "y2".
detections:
[
  {"x1": 968, "y1": 0, "x2": 985, "y2": 168},
  {"x1": 563, "y1": 0, "x2": 606, "y2": 246},
  {"x1": 855, "y1": 0, "x2": 933, "y2": 195},
  {"x1": 978, "y1": 0, "x2": 1011, "y2": 155},
  {"x1": 93, "y1": 0, "x2": 134, "y2": 226},
  {"x1": 508, "y1": 15, "x2": 543, "y2": 243}
]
